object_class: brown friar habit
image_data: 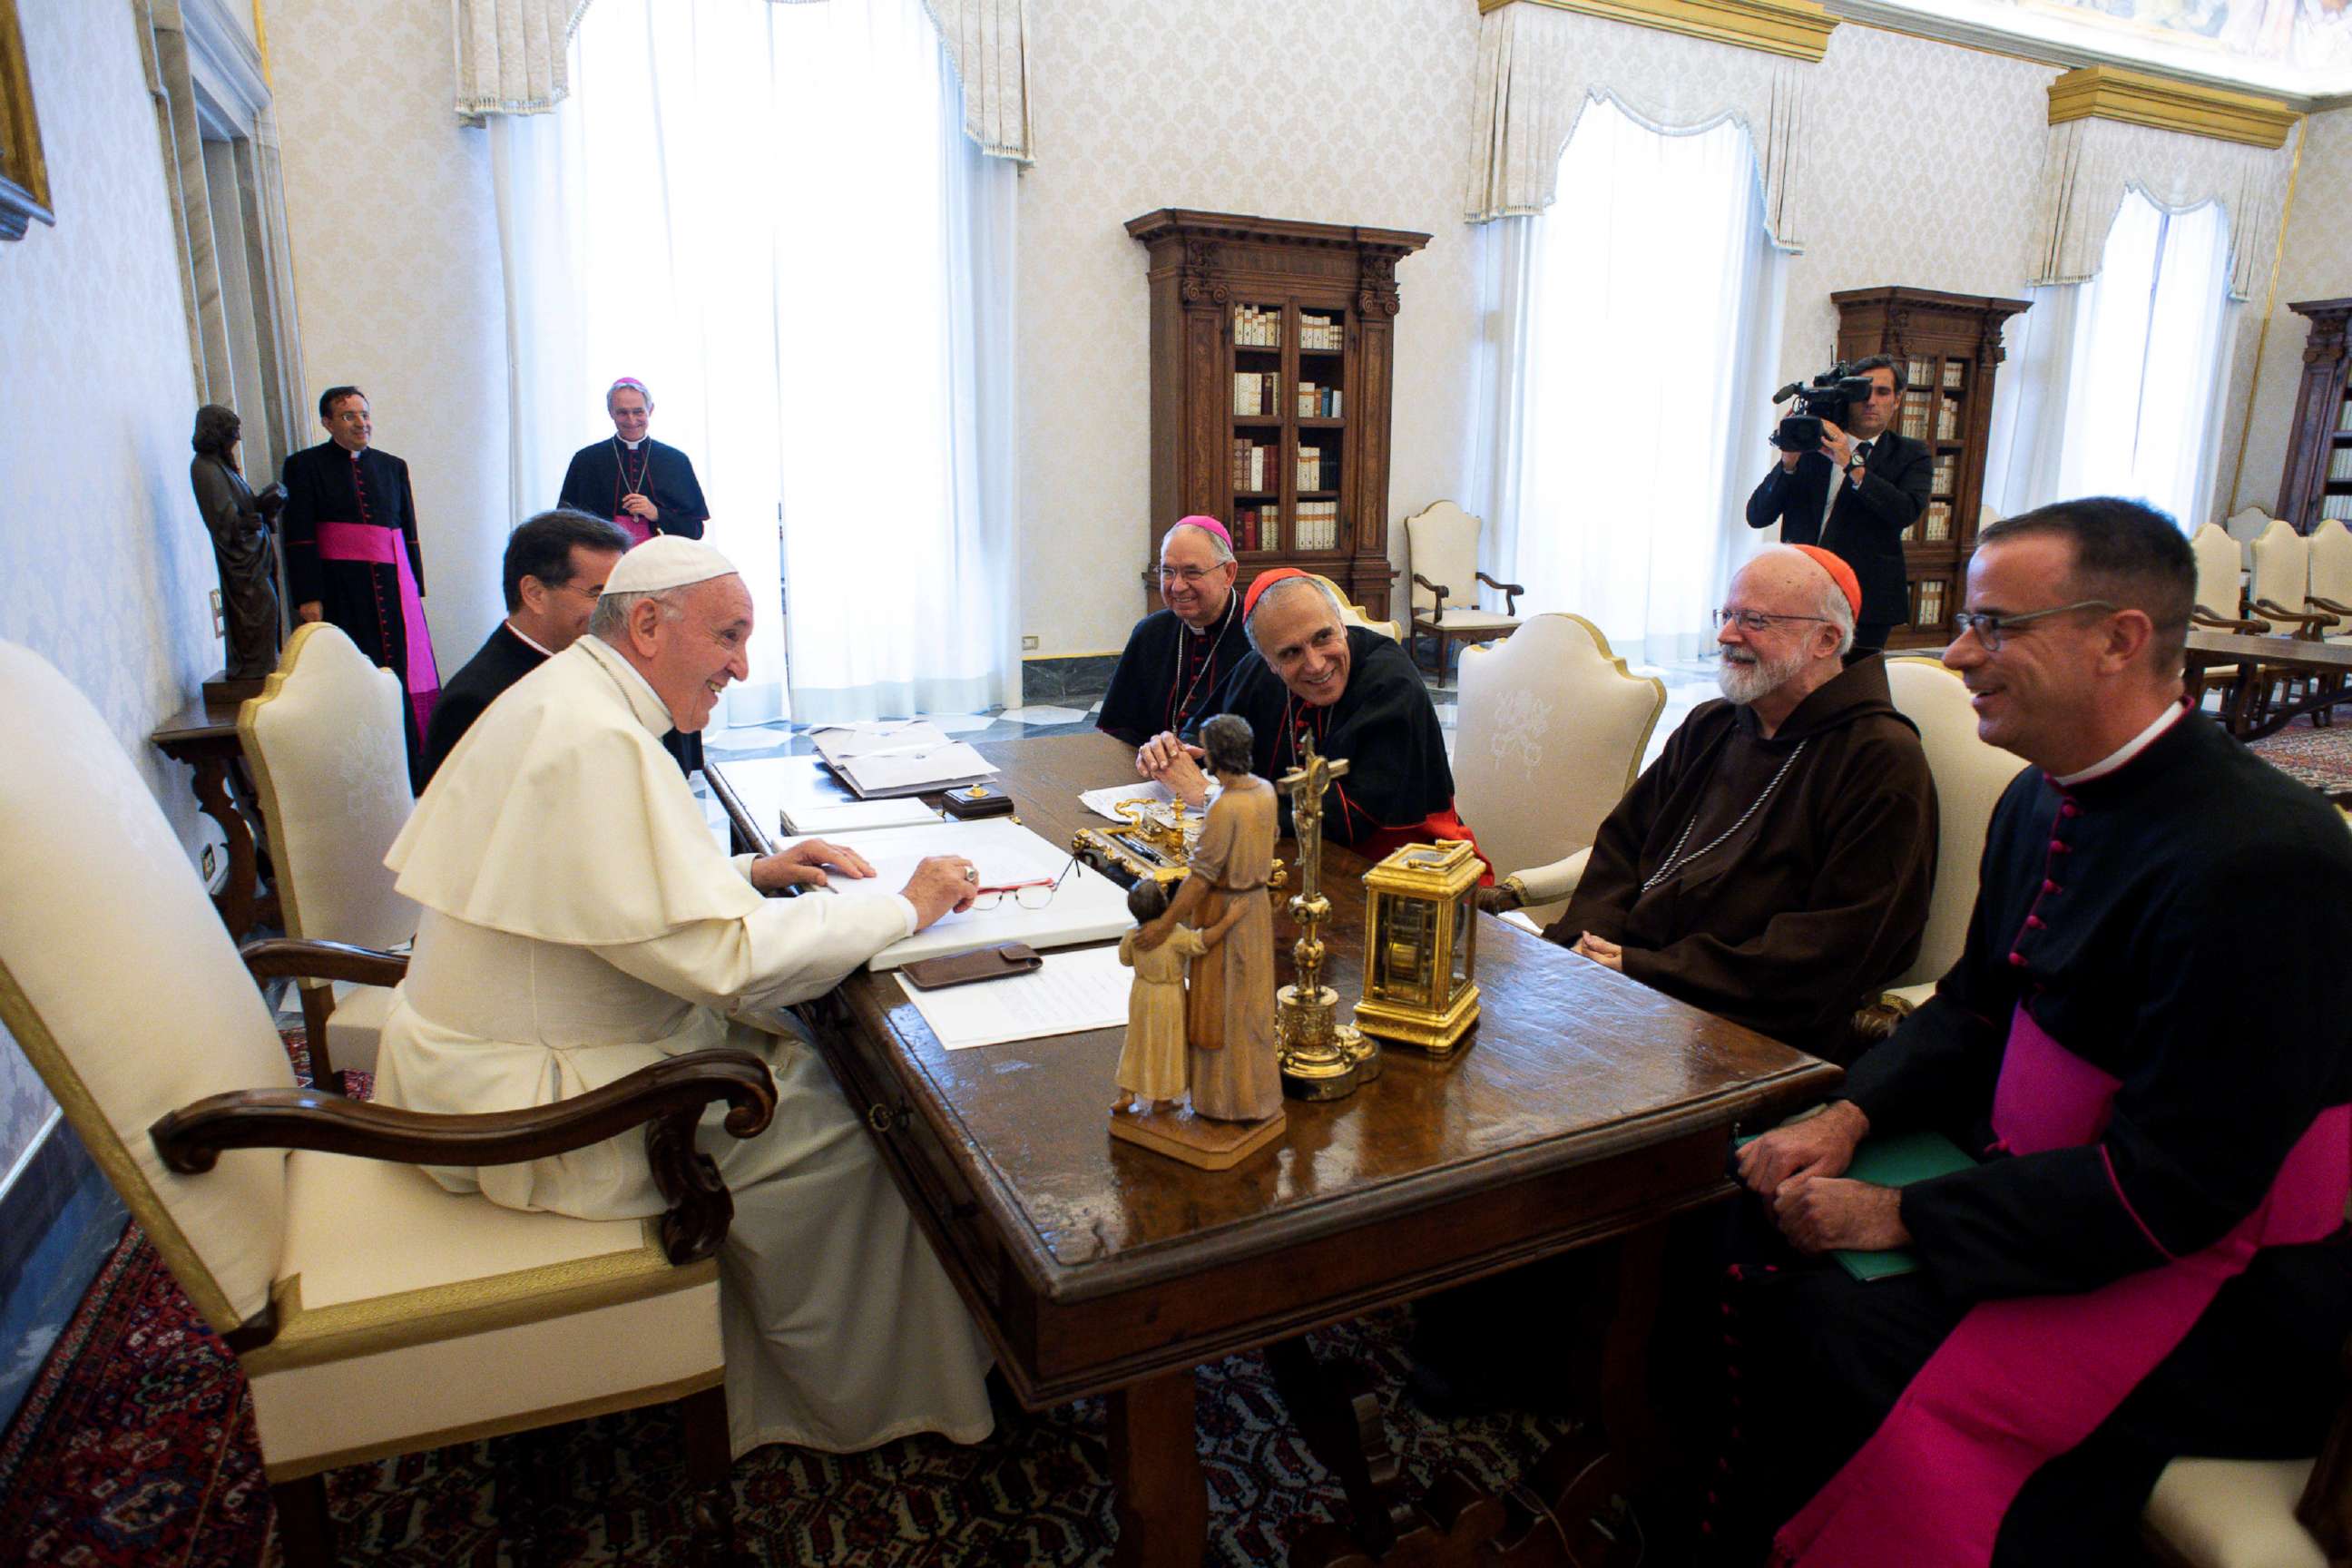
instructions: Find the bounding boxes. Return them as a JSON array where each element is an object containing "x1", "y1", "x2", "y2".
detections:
[{"x1": 1544, "y1": 652, "x2": 1936, "y2": 1063}]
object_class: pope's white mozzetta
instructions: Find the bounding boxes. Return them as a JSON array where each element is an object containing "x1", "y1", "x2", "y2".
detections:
[{"x1": 372, "y1": 628, "x2": 994, "y2": 1458}]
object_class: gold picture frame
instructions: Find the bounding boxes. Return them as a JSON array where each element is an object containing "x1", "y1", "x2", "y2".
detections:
[{"x1": 0, "y1": 0, "x2": 54, "y2": 241}]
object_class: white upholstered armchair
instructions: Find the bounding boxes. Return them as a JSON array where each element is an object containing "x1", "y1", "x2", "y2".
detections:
[
  {"x1": 1457, "y1": 613, "x2": 1665, "y2": 930},
  {"x1": 1404, "y1": 501, "x2": 1523, "y2": 678},
  {"x1": 0, "y1": 640, "x2": 769, "y2": 1566},
  {"x1": 239, "y1": 622, "x2": 420, "y2": 1087}
]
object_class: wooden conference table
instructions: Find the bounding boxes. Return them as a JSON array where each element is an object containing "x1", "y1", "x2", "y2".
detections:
[
  {"x1": 2182, "y1": 628, "x2": 2352, "y2": 740},
  {"x1": 707, "y1": 733, "x2": 1840, "y2": 1566}
]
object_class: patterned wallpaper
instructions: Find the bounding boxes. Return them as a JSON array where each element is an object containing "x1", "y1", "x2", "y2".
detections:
[
  {"x1": 1016, "y1": 0, "x2": 1487, "y2": 654},
  {"x1": 0, "y1": 0, "x2": 222, "y2": 1181},
  {"x1": 2228, "y1": 108, "x2": 2352, "y2": 519},
  {"x1": 267, "y1": 0, "x2": 514, "y2": 664}
]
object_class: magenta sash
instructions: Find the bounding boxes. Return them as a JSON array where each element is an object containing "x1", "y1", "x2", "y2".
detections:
[
  {"x1": 612, "y1": 513, "x2": 653, "y2": 547},
  {"x1": 315, "y1": 520, "x2": 442, "y2": 739},
  {"x1": 1773, "y1": 1005, "x2": 2350, "y2": 1567}
]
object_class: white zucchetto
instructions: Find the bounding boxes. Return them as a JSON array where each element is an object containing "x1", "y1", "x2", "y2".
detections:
[{"x1": 604, "y1": 535, "x2": 740, "y2": 595}]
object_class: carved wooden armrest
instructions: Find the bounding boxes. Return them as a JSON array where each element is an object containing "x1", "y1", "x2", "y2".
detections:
[
  {"x1": 2298, "y1": 1330, "x2": 2352, "y2": 1559},
  {"x1": 1477, "y1": 571, "x2": 1524, "y2": 616},
  {"x1": 240, "y1": 936, "x2": 409, "y2": 989},
  {"x1": 2310, "y1": 595, "x2": 2352, "y2": 620},
  {"x1": 151, "y1": 1049, "x2": 777, "y2": 1266},
  {"x1": 1411, "y1": 573, "x2": 1449, "y2": 626},
  {"x1": 2252, "y1": 599, "x2": 2339, "y2": 639},
  {"x1": 2191, "y1": 606, "x2": 2272, "y2": 636}
]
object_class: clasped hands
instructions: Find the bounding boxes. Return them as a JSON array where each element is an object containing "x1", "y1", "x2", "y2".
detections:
[
  {"x1": 1734, "y1": 1099, "x2": 1911, "y2": 1256},
  {"x1": 1135, "y1": 730, "x2": 1211, "y2": 808},
  {"x1": 621, "y1": 492, "x2": 661, "y2": 523},
  {"x1": 749, "y1": 839, "x2": 978, "y2": 929}
]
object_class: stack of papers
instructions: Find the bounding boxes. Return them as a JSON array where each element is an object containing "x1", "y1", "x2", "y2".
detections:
[
  {"x1": 711, "y1": 755, "x2": 941, "y2": 836},
  {"x1": 896, "y1": 946, "x2": 1132, "y2": 1050},
  {"x1": 777, "y1": 818, "x2": 1133, "y2": 970},
  {"x1": 809, "y1": 720, "x2": 995, "y2": 799}
]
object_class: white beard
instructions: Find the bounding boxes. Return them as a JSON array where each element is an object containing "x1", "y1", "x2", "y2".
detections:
[{"x1": 1718, "y1": 644, "x2": 1808, "y2": 707}]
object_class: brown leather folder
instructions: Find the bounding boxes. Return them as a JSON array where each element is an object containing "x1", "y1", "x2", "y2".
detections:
[{"x1": 899, "y1": 942, "x2": 1044, "y2": 989}]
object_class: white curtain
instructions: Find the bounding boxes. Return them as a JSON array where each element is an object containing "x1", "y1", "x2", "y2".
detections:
[
  {"x1": 1986, "y1": 189, "x2": 2236, "y2": 533},
  {"x1": 1465, "y1": 96, "x2": 1786, "y2": 666},
  {"x1": 490, "y1": 0, "x2": 1021, "y2": 727}
]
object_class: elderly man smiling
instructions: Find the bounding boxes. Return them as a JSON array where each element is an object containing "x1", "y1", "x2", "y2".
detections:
[
  {"x1": 1544, "y1": 544, "x2": 1936, "y2": 1065},
  {"x1": 1097, "y1": 515, "x2": 1252, "y2": 746},
  {"x1": 372, "y1": 536, "x2": 995, "y2": 1463},
  {"x1": 1136, "y1": 567, "x2": 1473, "y2": 858}
]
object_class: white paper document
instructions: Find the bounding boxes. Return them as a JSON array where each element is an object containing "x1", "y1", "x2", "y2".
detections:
[
  {"x1": 711, "y1": 755, "x2": 942, "y2": 836},
  {"x1": 777, "y1": 818, "x2": 1134, "y2": 970},
  {"x1": 897, "y1": 945, "x2": 1132, "y2": 1050},
  {"x1": 807, "y1": 721, "x2": 999, "y2": 797},
  {"x1": 1079, "y1": 781, "x2": 1179, "y2": 821}
]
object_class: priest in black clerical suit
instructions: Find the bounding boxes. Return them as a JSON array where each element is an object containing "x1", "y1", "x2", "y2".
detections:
[
  {"x1": 556, "y1": 377, "x2": 710, "y2": 548},
  {"x1": 1746, "y1": 355, "x2": 1930, "y2": 653},
  {"x1": 422, "y1": 510, "x2": 632, "y2": 786},
  {"x1": 1097, "y1": 516, "x2": 1250, "y2": 746},
  {"x1": 280, "y1": 385, "x2": 442, "y2": 789}
]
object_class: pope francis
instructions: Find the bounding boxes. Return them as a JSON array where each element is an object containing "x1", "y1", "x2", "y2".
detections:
[{"x1": 373, "y1": 536, "x2": 995, "y2": 1458}]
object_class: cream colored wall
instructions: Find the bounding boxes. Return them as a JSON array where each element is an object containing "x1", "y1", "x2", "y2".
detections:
[
  {"x1": 1016, "y1": 0, "x2": 1485, "y2": 655},
  {"x1": 0, "y1": 0, "x2": 224, "y2": 1172},
  {"x1": 2229, "y1": 108, "x2": 2352, "y2": 521},
  {"x1": 267, "y1": 0, "x2": 513, "y2": 664}
]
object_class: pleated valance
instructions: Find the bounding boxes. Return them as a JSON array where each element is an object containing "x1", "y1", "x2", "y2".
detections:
[
  {"x1": 1465, "y1": 0, "x2": 1814, "y2": 250},
  {"x1": 2029, "y1": 114, "x2": 2292, "y2": 300},
  {"x1": 451, "y1": 0, "x2": 1034, "y2": 162}
]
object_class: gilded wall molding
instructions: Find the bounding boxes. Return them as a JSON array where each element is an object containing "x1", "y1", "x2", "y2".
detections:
[
  {"x1": 1479, "y1": 0, "x2": 1838, "y2": 64},
  {"x1": 2047, "y1": 65, "x2": 2298, "y2": 150}
]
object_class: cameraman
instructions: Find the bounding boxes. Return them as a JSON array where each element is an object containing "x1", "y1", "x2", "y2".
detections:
[{"x1": 1744, "y1": 356, "x2": 1929, "y2": 654}]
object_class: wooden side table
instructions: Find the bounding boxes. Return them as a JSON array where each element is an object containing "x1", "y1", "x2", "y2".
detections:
[{"x1": 152, "y1": 697, "x2": 279, "y2": 939}]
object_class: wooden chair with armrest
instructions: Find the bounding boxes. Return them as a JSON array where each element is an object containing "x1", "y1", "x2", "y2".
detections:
[
  {"x1": 239, "y1": 622, "x2": 419, "y2": 1090},
  {"x1": 2250, "y1": 519, "x2": 2342, "y2": 725},
  {"x1": 0, "y1": 639, "x2": 768, "y2": 1567},
  {"x1": 2186, "y1": 523, "x2": 2269, "y2": 715},
  {"x1": 1308, "y1": 572, "x2": 1402, "y2": 641},
  {"x1": 1403, "y1": 501, "x2": 1524, "y2": 679},
  {"x1": 1458, "y1": 613, "x2": 1665, "y2": 931}
]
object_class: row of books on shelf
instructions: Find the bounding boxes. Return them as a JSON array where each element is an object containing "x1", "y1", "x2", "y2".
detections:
[
  {"x1": 1235, "y1": 305, "x2": 1282, "y2": 348},
  {"x1": 1913, "y1": 579, "x2": 1950, "y2": 627},
  {"x1": 1900, "y1": 501, "x2": 1955, "y2": 544},
  {"x1": 1230, "y1": 372, "x2": 1345, "y2": 417},
  {"x1": 1232, "y1": 440, "x2": 1276, "y2": 492},
  {"x1": 1295, "y1": 501, "x2": 1340, "y2": 550},
  {"x1": 1930, "y1": 454, "x2": 1958, "y2": 499},
  {"x1": 2330, "y1": 447, "x2": 2352, "y2": 482},
  {"x1": 1904, "y1": 358, "x2": 1965, "y2": 392},
  {"x1": 1295, "y1": 449, "x2": 1332, "y2": 490},
  {"x1": 2322, "y1": 494, "x2": 2352, "y2": 522},
  {"x1": 1298, "y1": 381, "x2": 1342, "y2": 417},
  {"x1": 1233, "y1": 505, "x2": 1281, "y2": 552},
  {"x1": 1300, "y1": 313, "x2": 1342, "y2": 350},
  {"x1": 1897, "y1": 392, "x2": 1960, "y2": 443}
]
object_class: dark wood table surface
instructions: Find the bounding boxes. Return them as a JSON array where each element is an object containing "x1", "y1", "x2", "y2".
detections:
[
  {"x1": 709, "y1": 734, "x2": 1842, "y2": 1565},
  {"x1": 2184, "y1": 629, "x2": 2352, "y2": 740},
  {"x1": 152, "y1": 697, "x2": 278, "y2": 939}
]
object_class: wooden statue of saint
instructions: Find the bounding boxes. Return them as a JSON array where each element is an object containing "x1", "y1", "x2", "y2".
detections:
[
  {"x1": 1110, "y1": 713, "x2": 1287, "y2": 1171},
  {"x1": 189, "y1": 404, "x2": 286, "y2": 687},
  {"x1": 1112, "y1": 877, "x2": 1241, "y2": 1116}
]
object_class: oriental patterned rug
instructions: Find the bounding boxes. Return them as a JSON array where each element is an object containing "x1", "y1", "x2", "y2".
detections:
[{"x1": 0, "y1": 1033, "x2": 1581, "y2": 1567}]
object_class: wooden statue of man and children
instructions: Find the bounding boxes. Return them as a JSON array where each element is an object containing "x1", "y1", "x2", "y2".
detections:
[{"x1": 1108, "y1": 712, "x2": 1289, "y2": 1170}]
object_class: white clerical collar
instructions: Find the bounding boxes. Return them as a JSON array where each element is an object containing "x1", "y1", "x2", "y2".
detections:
[
  {"x1": 2053, "y1": 700, "x2": 2187, "y2": 787},
  {"x1": 504, "y1": 620, "x2": 556, "y2": 659},
  {"x1": 580, "y1": 633, "x2": 680, "y2": 739},
  {"x1": 621, "y1": 436, "x2": 646, "y2": 451}
]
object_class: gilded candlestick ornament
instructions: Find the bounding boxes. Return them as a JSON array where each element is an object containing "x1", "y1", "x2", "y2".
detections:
[{"x1": 1274, "y1": 734, "x2": 1370, "y2": 1101}]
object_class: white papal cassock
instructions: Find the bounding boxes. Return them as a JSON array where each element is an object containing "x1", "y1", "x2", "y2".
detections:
[{"x1": 372, "y1": 633, "x2": 995, "y2": 1457}]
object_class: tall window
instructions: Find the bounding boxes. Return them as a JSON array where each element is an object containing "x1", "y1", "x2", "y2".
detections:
[
  {"x1": 1988, "y1": 190, "x2": 2235, "y2": 532},
  {"x1": 1468, "y1": 97, "x2": 1786, "y2": 664},
  {"x1": 495, "y1": 0, "x2": 1019, "y2": 725}
]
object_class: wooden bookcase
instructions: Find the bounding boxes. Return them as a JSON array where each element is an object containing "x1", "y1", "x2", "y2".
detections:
[
  {"x1": 2277, "y1": 298, "x2": 2352, "y2": 533},
  {"x1": 1831, "y1": 287, "x2": 2031, "y2": 648},
  {"x1": 1126, "y1": 210, "x2": 1429, "y2": 622}
]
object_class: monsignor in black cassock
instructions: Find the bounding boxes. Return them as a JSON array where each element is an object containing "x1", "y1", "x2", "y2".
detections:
[
  {"x1": 557, "y1": 437, "x2": 709, "y2": 542},
  {"x1": 1096, "y1": 596, "x2": 1250, "y2": 747},
  {"x1": 1192, "y1": 625, "x2": 1459, "y2": 854},
  {"x1": 1724, "y1": 708, "x2": 2352, "y2": 1565},
  {"x1": 280, "y1": 439, "x2": 437, "y2": 785},
  {"x1": 422, "y1": 623, "x2": 699, "y2": 789}
]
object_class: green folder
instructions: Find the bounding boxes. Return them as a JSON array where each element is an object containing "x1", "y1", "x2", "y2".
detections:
[{"x1": 1735, "y1": 1128, "x2": 1978, "y2": 1282}]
